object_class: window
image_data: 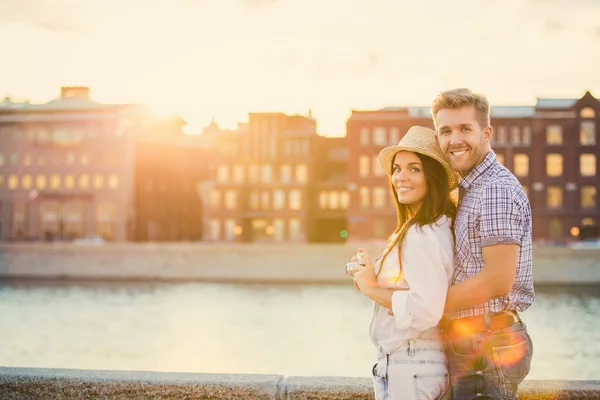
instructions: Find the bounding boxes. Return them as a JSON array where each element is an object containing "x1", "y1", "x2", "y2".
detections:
[
  {"x1": 21, "y1": 175, "x2": 32, "y2": 190},
  {"x1": 496, "y1": 126, "x2": 506, "y2": 144},
  {"x1": 328, "y1": 191, "x2": 340, "y2": 209},
  {"x1": 546, "y1": 125, "x2": 562, "y2": 145},
  {"x1": 63, "y1": 201, "x2": 84, "y2": 239},
  {"x1": 580, "y1": 154, "x2": 596, "y2": 176},
  {"x1": 273, "y1": 219, "x2": 285, "y2": 242},
  {"x1": 64, "y1": 175, "x2": 75, "y2": 189},
  {"x1": 93, "y1": 174, "x2": 103, "y2": 189},
  {"x1": 10, "y1": 202, "x2": 27, "y2": 239},
  {"x1": 289, "y1": 190, "x2": 301, "y2": 210},
  {"x1": 372, "y1": 155, "x2": 385, "y2": 177},
  {"x1": 96, "y1": 202, "x2": 116, "y2": 240},
  {"x1": 360, "y1": 127, "x2": 369, "y2": 145},
  {"x1": 224, "y1": 219, "x2": 236, "y2": 242},
  {"x1": 249, "y1": 165, "x2": 259, "y2": 183},
  {"x1": 24, "y1": 154, "x2": 32, "y2": 166},
  {"x1": 36, "y1": 175, "x2": 47, "y2": 190},
  {"x1": 261, "y1": 191, "x2": 270, "y2": 209},
  {"x1": 373, "y1": 127, "x2": 387, "y2": 146},
  {"x1": 522, "y1": 185, "x2": 529, "y2": 197},
  {"x1": 546, "y1": 154, "x2": 563, "y2": 177},
  {"x1": 374, "y1": 218, "x2": 387, "y2": 239},
  {"x1": 359, "y1": 186, "x2": 370, "y2": 208},
  {"x1": 581, "y1": 186, "x2": 596, "y2": 208},
  {"x1": 547, "y1": 186, "x2": 563, "y2": 208},
  {"x1": 80, "y1": 154, "x2": 89, "y2": 165},
  {"x1": 8, "y1": 175, "x2": 18, "y2": 190},
  {"x1": 211, "y1": 190, "x2": 221, "y2": 209},
  {"x1": 289, "y1": 218, "x2": 302, "y2": 242},
  {"x1": 108, "y1": 175, "x2": 119, "y2": 189},
  {"x1": 389, "y1": 127, "x2": 400, "y2": 145},
  {"x1": 295, "y1": 164, "x2": 307, "y2": 183},
  {"x1": 225, "y1": 190, "x2": 237, "y2": 210},
  {"x1": 359, "y1": 155, "x2": 370, "y2": 177},
  {"x1": 496, "y1": 153, "x2": 505, "y2": 165},
  {"x1": 10, "y1": 153, "x2": 18, "y2": 164},
  {"x1": 209, "y1": 219, "x2": 220, "y2": 241},
  {"x1": 580, "y1": 107, "x2": 596, "y2": 118},
  {"x1": 66, "y1": 153, "x2": 76, "y2": 165},
  {"x1": 273, "y1": 190, "x2": 285, "y2": 209},
  {"x1": 217, "y1": 165, "x2": 229, "y2": 183},
  {"x1": 280, "y1": 164, "x2": 292, "y2": 183},
  {"x1": 0, "y1": 153, "x2": 4, "y2": 166},
  {"x1": 249, "y1": 191, "x2": 259, "y2": 210},
  {"x1": 580, "y1": 121, "x2": 596, "y2": 145},
  {"x1": 50, "y1": 174, "x2": 61, "y2": 190},
  {"x1": 511, "y1": 126, "x2": 520, "y2": 145},
  {"x1": 513, "y1": 154, "x2": 529, "y2": 177},
  {"x1": 79, "y1": 174, "x2": 89, "y2": 189},
  {"x1": 340, "y1": 192, "x2": 349, "y2": 209},
  {"x1": 0, "y1": 174, "x2": 3, "y2": 188},
  {"x1": 319, "y1": 191, "x2": 327, "y2": 209},
  {"x1": 548, "y1": 218, "x2": 562, "y2": 240},
  {"x1": 261, "y1": 165, "x2": 273, "y2": 184},
  {"x1": 522, "y1": 126, "x2": 532, "y2": 145},
  {"x1": 233, "y1": 165, "x2": 244, "y2": 183},
  {"x1": 373, "y1": 187, "x2": 386, "y2": 208}
]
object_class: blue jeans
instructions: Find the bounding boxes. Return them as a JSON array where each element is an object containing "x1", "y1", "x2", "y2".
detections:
[
  {"x1": 372, "y1": 339, "x2": 452, "y2": 400},
  {"x1": 445, "y1": 321, "x2": 533, "y2": 400}
]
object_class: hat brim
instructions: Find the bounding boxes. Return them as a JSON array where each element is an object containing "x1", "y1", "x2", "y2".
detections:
[{"x1": 378, "y1": 145, "x2": 458, "y2": 190}]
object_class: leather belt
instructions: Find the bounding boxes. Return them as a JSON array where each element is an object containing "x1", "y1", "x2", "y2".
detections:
[{"x1": 441, "y1": 311, "x2": 520, "y2": 337}]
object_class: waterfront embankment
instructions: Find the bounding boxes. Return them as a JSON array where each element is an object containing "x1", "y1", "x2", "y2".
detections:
[{"x1": 0, "y1": 242, "x2": 599, "y2": 285}]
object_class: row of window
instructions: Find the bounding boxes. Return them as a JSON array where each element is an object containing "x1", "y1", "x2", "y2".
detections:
[
  {"x1": 546, "y1": 186, "x2": 597, "y2": 209},
  {"x1": 209, "y1": 189, "x2": 350, "y2": 211},
  {"x1": 495, "y1": 153, "x2": 597, "y2": 177},
  {"x1": 7, "y1": 200, "x2": 117, "y2": 240},
  {"x1": 544, "y1": 122, "x2": 596, "y2": 146},
  {"x1": 0, "y1": 124, "x2": 119, "y2": 144},
  {"x1": 354, "y1": 184, "x2": 597, "y2": 209},
  {"x1": 0, "y1": 173, "x2": 120, "y2": 191},
  {"x1": 216, "y1": 163, "x2": 309, "y2": 184},
  {"x1": 357, "y1": 108, "x2": 596, "y2": 148},
  {"x1": 207, "y1": 218, "x2": 303, "y2": 242},
  {"x1": 0, "y1": 152, "x2": 118, "y2": 167}
]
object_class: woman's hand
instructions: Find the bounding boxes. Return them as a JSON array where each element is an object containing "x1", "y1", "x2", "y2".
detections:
[{"x1": 353, "y1": 248, "x2": 377, "y2": 294}]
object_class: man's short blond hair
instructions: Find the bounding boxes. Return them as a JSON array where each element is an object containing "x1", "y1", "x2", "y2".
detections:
[{"x1": 430, "y1": 88, "x2": 490, "y2": 129}]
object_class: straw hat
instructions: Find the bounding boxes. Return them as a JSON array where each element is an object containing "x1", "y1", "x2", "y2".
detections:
[{"x1": 378, "y1": 126, "x2": 458, "y2": 190}]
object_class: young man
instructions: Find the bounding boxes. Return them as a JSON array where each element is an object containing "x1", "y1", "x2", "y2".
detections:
[{"x1": 431, "y1": 88, "x2": 534, "y2": 400}]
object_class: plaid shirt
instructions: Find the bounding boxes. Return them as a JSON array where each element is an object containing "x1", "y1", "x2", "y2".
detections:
[{"x1": 446, "y1": 150, "x2": 534, "y2": 320}]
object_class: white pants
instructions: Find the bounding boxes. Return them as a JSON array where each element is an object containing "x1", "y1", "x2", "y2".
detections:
[{"x1": 373, "y1": 339, "x2": 450, "y2": 400}]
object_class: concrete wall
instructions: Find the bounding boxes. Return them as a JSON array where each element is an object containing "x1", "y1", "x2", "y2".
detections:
[
  {"x1": 0, "y1": 243, "x2": 599, "y2": 284},
  {"x1": 1, "y1": 367, "x2": 599, "y2": 399}
]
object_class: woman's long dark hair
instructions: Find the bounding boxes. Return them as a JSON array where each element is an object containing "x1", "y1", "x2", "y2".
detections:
[{"x1": 376, "y1": 152, "x2": 457, "y2": 282}]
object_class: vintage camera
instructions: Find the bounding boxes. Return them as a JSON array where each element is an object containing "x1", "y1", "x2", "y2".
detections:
[{"x1": 345, "y1": 251, "x2": 366, "y2": 278}]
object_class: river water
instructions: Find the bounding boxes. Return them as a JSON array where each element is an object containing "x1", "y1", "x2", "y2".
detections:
[{"x1": 1, "y1": 281, "x2": 599, "y2": 380}]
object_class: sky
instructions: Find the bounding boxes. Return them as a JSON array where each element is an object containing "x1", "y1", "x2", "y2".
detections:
[{"x1": 2, "y1": 0, "x2": 600, "y2": 136}]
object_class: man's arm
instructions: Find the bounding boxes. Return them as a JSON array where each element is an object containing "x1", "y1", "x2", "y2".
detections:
[{"x1": 445, "y1": 243, "x2": 518, "y2": 310}]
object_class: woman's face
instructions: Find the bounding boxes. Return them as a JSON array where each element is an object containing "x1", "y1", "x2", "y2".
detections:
[{"x1": 391, "y1": 151, "x2": 428, "y2": 212}]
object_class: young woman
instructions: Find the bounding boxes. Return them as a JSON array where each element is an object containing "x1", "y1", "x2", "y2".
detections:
[{"x1": 352, "y1": 126, "x2": 458, "y2": 400}]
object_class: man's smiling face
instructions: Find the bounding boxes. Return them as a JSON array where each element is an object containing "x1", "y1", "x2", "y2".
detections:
[{"x1": 434, "y1": 105, "x2": 492, "y2": 176}]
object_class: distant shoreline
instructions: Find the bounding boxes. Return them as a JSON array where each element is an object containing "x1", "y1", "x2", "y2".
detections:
[{"x1": 1, "y1": 242, "x2": 599, "y2": 285}]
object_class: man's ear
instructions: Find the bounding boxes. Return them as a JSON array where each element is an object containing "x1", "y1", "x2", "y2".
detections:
[{"x1": 483, "y1": 126, "x2": 493, "y2": 142}]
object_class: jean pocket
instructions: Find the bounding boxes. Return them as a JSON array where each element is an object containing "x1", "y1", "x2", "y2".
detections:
[
  {"x1": 491, "y1": 335, "x2": 532, "y2": 398},
  {"x1": 413, "y1": 371, "x2": 449, "y2": 400}
]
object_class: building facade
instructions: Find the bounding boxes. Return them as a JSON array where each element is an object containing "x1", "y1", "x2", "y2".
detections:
[
  {"x1": 0, "y1": 87, "x2": 138, "y2": 241},
  {"x1": 1, "y1": 87, "x2": 597, "y2": 243},
  {"x1": 346, "y1": 92, "x2": 600, "y2": 242},
  {"x1": 204, "y1": 113, "x2": 349, "y2": 243}
]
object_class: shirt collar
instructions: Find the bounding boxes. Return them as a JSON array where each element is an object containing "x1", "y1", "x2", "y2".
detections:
[{"x1": 459, "y1": 150, "x2": 497, "y2": 190}]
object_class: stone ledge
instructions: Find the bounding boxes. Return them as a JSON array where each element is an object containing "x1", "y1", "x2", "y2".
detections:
[{"x1": 2, "y1": 367, "x2": 600, "y2": 399}]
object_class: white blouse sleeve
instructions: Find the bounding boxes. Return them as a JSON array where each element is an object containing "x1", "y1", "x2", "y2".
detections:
[{"x1": 391, "y1": 223, "x2": 453, "y2": 331}]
